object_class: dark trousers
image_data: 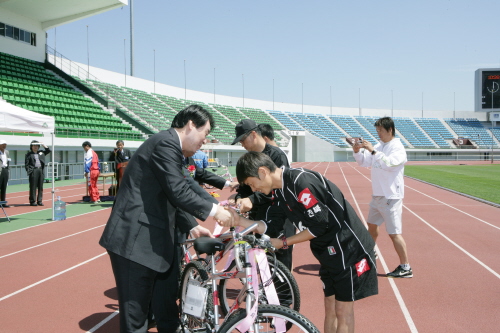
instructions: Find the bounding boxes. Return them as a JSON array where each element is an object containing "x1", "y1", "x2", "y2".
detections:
[
  {"x1": 0, "y1": 168, "x2": 8, "y2": 202},
  {"x1": 276, "y1": 220, "x2": 295, "y2": 271},
  {"x1": 253, "y1": 205, "x2": 295, "y2": 271},
  {"x1": 29, "y1": 168, "x2": 44, "y2": 204},
  {"x1": 150, "y1": 245, "x2": 181, "y2": 333},
  {"x1": 108, "y1": 251, "x2": 180, "y2": 333}
]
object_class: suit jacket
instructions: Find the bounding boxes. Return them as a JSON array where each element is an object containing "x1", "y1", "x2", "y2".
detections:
[
  {"x1": 176, "y1": 173, "x2": 219, "y2": 243},
  {"x1": 25, "y1": 147, "x2": 51, "y2": 175},
  {"x1": 0, "y1": 149, "x2": 10, "y2": 169},
  {"x1": 99, "y1": 128, "x2": 214, "y2": 272},
  {"x1": 109, "y1": 148, "x2": 132, "y2": 164},
  {"x1": 184, "y1": 156, "x2": 227, "y2": 190}
]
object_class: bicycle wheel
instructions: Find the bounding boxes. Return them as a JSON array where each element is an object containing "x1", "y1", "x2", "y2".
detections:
[
  {"x1": 218, "y1": 304, "x2": 319, "y2": 333},
  {"x1": 178, "y1": 261, "x2": 213, "y2": 332},
  {"x1": 218, "y1": 255, "x2": 300, "y2": 315}
]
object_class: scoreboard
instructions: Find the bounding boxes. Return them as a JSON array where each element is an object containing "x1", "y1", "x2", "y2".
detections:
[{"x1": 475, "y1": 69, "x2": 500, "y2": 111}]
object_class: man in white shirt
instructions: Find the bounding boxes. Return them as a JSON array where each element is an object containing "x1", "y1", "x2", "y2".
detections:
[{"x1": 353, "y1": 117, "x2": 412, "y2": 278}]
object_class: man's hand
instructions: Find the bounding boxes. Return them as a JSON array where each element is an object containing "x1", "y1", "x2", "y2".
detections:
[
  {"x1": 352, "y1": 142, "x2": 361, "y2": 153},
  {"x1": 228, "y1": 182, "x2": 239, "y2": 192},
  {"x1": 361, "y1": 140, "x2": 374, "y2": 153},
  {"x1": 217, "y1": 207, "x2": 240, "y2": 228},
  {"x1": 214, "y1": 205, "x2": 232, "y2": 225},
  {"x1": 237, "y1": 198, "x2": 253, "y2": 213},
  {"x1": 270, "y1": 238, "x2": 283, "y2": 250},
  {"x1": 84, "y1": 172, "x2": 88, "y2": 177},
  {"x1": 190, "y1": 225, "x2": 214, "y2": 238}
]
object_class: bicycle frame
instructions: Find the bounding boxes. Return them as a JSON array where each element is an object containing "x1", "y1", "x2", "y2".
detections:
[{"x1": 181, "y1": 223, "x2": 285, "y2": 332}]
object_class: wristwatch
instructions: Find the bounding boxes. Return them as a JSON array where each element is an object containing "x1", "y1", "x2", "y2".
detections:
[{"x1": 371, "y1": 150, "x2": 377, "y2": 155}]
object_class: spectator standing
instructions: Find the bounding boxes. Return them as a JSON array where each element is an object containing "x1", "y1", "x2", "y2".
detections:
[
  {"x1": 0, "y1": 139, "x2": 10, "y2": 207},
  {"x1": 352, "y1": 116, "x2": 412, "y2": 278},
  {"x1": 25, "y1": 140, "x2": 51, "y2": 206},
  {"x1": 109, "y1": 140, "x2": 132, "y2": 190},
  {"x1": 192, "y1": 149, "x2": 208, "y2": 169},
  {"x1": 82, "y1": 141, "x2": 101, "y2": 204},
  {"x1": 221, "y1": 152, "x2": 378, "y2": 333}
]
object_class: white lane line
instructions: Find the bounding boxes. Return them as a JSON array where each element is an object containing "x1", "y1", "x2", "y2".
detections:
[
  {"x1": 403, "y1": 205, "x2": 500, "y2": 280},
  {"x1": 338, "y1": 164, "x2": 419, "y2": 333},
  {"x1": 405, "y1": 185, "x2": 500, "y2": 231},
  {"x1": 0, "y1": 207, "x2": 110, "y2": 236},
  {"x1": 0, "y1": 224, "x2": 106, "y2": 259},
  {"x1": 5, "y1": 183, "x2": 86, "y2": 196},
  {"x1": 0, "y1": 252, "x2": 107, "y2": 302},
  {"x1": 3, "y1": 190, "x2": 106, "y2": 218},
  {"x1": 86, "y1": 311, "x2": 119, "y2": 333}
]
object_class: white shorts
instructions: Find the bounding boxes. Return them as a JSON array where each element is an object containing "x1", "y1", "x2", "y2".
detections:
[{"x1": 367, "y1": 196, "x2": 403, "y2": 235}]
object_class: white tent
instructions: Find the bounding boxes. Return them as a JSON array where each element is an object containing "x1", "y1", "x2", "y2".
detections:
[
  {"x1": 0, "y1": 100, "x2": 55, "y2": 132},
  {"x1": 0, "y1": 100, "x2": 57, "y2": 219}
]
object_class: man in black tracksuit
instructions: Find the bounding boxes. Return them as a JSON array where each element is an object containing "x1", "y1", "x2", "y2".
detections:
[
  {"x1": 221, "y1": 152, "x2": 378, "y2": 333},
  {"x1": 231, "y1": 119, "x2": 294, "y2": 270}
]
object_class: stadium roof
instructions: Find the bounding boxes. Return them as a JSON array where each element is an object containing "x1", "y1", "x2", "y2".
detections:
[{"x1": 0, "y1": 0, "x2": 127, "y2": 30}]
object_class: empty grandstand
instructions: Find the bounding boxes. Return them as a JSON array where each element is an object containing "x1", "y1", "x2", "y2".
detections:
[{"x1": 0, "y1": 0, "x2": 499, "y2": 188}]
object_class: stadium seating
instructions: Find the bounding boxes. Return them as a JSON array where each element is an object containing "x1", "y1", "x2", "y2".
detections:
[
  {"x1": 268, "y1": 111, "x2": 303, "y2": 131},
  {"x1": 414, "y1": 118, "x2": 454, "y2": 148},
  {"x1": 328, "y1": 115, "x2": 377, "y2": 145},
  {"x1": 0, "y1": 52, "x2": 142, "y2": 140},
  {"x1": 392, "y1": 117, "x2": 435, "y2": 148},
  {"x1": 286, "y1": 113, "x2": 350, "y2": 147},
  {"x1": 445, "y1": 118, "x2": 496, "y2": 148},
  {"x1": 3, "y1": 52, "x2": 498, "y2": 150}
]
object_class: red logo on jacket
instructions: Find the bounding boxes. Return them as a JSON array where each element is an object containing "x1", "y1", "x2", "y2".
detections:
[
  {"x1": 298, "y1": 188, "x2": 318, "y2": 209},
  {"x1": 355, "y1": 258, "x2": 370, "y2": 277}
]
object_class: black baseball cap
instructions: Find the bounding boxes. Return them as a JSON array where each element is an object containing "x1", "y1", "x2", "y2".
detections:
[{"x1": 231, "y1": 119, "x2": 258, "y2": 145}]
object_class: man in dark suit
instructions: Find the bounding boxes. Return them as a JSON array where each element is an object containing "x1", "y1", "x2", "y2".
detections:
[
  {"x1": 99, "y1": 105, "x2": 232, "y2": 333},
  {"x1": 109, "y1": 140, "x2": 133, "y2": 191},
  {"x1": 25, "y1": 140, "x2": 51, "y2": 206},
  {"x1": 148, "y1": 167, "x2": 220, "y2": 331},
  {"x1": 0, "y1": 139, "x2": 10, "y2": 207}
]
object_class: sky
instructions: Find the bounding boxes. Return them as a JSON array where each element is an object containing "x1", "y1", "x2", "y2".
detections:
[{"x1": 47, "y1": 0, "x2": 500, "y2": 112}]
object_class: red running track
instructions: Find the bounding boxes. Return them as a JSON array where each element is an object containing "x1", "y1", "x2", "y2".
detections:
[{"x1": 0, "y1": 162, "x2": 499, "y2": 332}]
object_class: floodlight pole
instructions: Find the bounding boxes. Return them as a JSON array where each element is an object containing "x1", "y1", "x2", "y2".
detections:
[
  {"x1": 153, "y1": 49, "x2": 156, "y2": 94},
  {"x1": 492, "y1": 122, "x2": 495, "y2": 164},
  {"x1": 130, "y1": 0, "x2": 134, "y2": 76},
  {"x1": 86, "y1": 25, "x2": 89, "y2": 79}
]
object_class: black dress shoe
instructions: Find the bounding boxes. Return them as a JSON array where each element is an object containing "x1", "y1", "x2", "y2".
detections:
[
  {"x1": 37, "y1": 202, "x2": 44, "y2": 206},
  {"x1": 30, "y1": 203, "x2": 37, "y2": 206}
]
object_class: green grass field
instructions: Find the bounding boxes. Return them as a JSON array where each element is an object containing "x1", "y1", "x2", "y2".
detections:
[{"x1": 405, "y1": 164, "x2": 500, "y2": 204}]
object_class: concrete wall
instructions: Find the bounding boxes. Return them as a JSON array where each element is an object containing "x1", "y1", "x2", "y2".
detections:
[{"x1": 0, "y1": 9, "x2": 46, "y2": 62}]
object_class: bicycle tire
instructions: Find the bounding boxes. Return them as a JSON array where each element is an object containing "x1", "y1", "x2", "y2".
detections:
[
  {"x1": 178, "y1": 261, "x2": 213, "y2": 332},
  {"x1": 218, "y1": 255, "x2": 300, "y2": 316},
  {"x1": 218, "y1": 304, "x2": 320, "y2": 333}
]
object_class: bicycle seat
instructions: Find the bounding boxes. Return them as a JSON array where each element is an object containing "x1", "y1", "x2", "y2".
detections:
[{"x1": 194, "y1": 237, "x2": 225, "y2": 255}]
